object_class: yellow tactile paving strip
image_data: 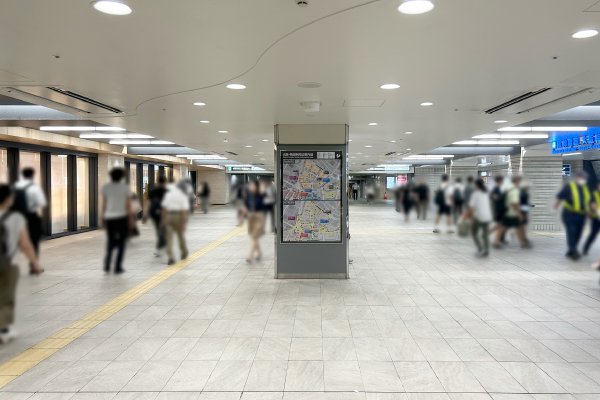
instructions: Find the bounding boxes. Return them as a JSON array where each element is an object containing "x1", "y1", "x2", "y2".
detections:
[{"x1": 0, "y1": 225, "x2": 244, "y2": 388}]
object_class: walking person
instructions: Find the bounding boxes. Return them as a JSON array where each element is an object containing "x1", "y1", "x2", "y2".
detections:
[
  {"x1": 489, "y1": 176, "x2": 507, "y2": 243},
  {"x1": 101, "y1": 168, "x2": 134, "y2": 274},
  {"x1": 415, "y1": 179, "x2": 430, "y2": 220},
  {"x1": 493, "y1": 175, "x2": 530, "y2": 249},
  {"x1": 433, "y1": 174, "x2": 454, "y2": 233},
  {"x1": 0, "y1": 184, "x2": 42, "y2": 344},
  {"x1": 555, "y1": 171, "x2": 590, "y2": 260},
  {"x1": 584, "y1": 180, "x2": 600, "y2": 256},
  {"x1": 466, "y1": 179, "x2": 493, "y2": 257},
  {"x1": 352, "y1": 183, "x2": 359, "y2": 200},
  {"x1": 143, "y1": 175, "x2": 168, "y2": 257},
  {"x1": 400, "y1": 181, "x2": 414, "y2": 221},
  {"x1": 13, "y1": 167, "x2": 47, "y2": 274},
  {"x1": 162, "y1": 180, "x2": 190, "y2": 265},
  {"x1": 463, "y1": 177, "x2": 475, "y2": 209},
  {"x1": 199, "y1": 181, "x2": 211, "y2": 214},
  {"x1": 366, "y1": 184, "x2": 375, "y2": 204},
  {"x1": 245, "y1": 180, "x2": 265, "y2": 263},
  {"x1": 262, "y1": 180, "x2": 276, "y2": 233},
  {"x1": 520, "y1": 182, "x2": 533, "y2": 243},
  {"x1": 452, "y1": 177, "x2": 465, "y2": 224}
]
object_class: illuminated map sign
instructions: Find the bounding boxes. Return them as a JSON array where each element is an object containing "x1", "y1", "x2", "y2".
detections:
[{"x1": 551, "y1": 128, "x2": 600, "y2": 154}]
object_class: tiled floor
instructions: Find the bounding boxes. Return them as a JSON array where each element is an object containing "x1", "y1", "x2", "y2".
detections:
[{"x1": 1, "y1": 201, "x2": 600, "y2": 399}]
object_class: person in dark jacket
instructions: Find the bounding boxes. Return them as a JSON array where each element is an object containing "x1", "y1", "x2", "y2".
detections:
[
  {"x1": 143, "y1": 175, "x2": 168, "y2": 257},
  {"x1": 245, "y1": 180, "x2": 265, "y2": 263},
  {"x1": 199, "y1": 181, "x2": 211, "y2": 214}
]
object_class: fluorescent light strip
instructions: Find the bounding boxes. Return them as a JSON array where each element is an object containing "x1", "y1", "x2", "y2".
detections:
[
  {"x1": 406, "y1": 155, "x2": 454, "y2": 158},
  {"x1": 403, "y1": 157, "x2": 445, "y2": 160},
  {"x1": 41, "y1": 126, "x2": 126, "y2": 132},
  {"x1": 184, "y1": 156, "x2": 227, "y2": 160},
  {"x1": 453, "y1": 140, "x2": 519, "y2": 145},
  {"x1": 473, "y1": 133, "x2": 548, "y2": 139},
  {"x1": 498, "y1": 127, "x2": 588, "y2": 132},
  {"x1": 563, "y1": 152, "x2": 582, "y2": 156},
  {"x1": 80, "y1": 133, "x2": 154, "y2": 139},
  {"x1": 376, "y1": 164, "x2": 411, "y2": 168},
  {"x1": 109, "y1": 140, "x2": 175, "y2": 145}
]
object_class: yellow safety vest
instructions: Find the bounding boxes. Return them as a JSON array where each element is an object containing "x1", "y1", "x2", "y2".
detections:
[
  {"x1": 592, "y1": 190, "x2": 600, "y2": 219},
  {"x1": 563, "y1": 182, "x2": 590, "y2": 214}
]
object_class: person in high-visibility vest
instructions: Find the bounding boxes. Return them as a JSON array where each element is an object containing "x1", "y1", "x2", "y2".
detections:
[
  {"x1": 554, "y1": 171, "x2": 591, "y2": 260},
  {"x1": 583, "y1": 180, "x2": 600, "y2": 256}
]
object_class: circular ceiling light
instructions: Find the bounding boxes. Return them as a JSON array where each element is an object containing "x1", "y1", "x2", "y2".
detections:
[
  {"x1": 200, "y1": 120, "x2": 209, "y2": 124},
  {"x1": 226, "y1": 83, "x2": 246, "y2": 89},
  {"x1": 297, "y1": 82, "x2": 322, "y2": 88},
  {"x1": 405, "y1": 131, "x2": 413, "y2": 134},
  {"x1": 391, "y1": 140, "x2": 396, "y2": 143},
  {"x1": 421, "y1": 102, "x2": 433, "y2": 106},
  {"x1": 92, "y1": 1, "x2": 133, "y2": 15},
  {"x1": 245, "y1": 145, "x2": 253, "y2": 148},
  {"x1": 218, "y1": 130, "x2": 228, "y2": 133},
  {"x1": 380, "y1": 83, "x2": 400, "y2": 89},
  {"x1": 223, "y1": 139, "x2": 228, "y2": 143},
  {"x1": 193, "y1": 102, "x2": 206, "y2": 106},
  {"x1": 573, "y1": 29, "x2": 598, "y2": 39},
  {"x1": 407, "y1": 148, "x2": 412, "y2": 151},
  {"x1": 368, "y1": 123, "x2": 378, "y2": 126},
  {"x1": 365, "y1": 145, "x2": 373, "y2": 148},
  {"x1": 262, "y1": 139, "x2": 269, "y2": 142},
  {"x1": 494, "y1": 120, "x2": 507, "y2": 123},
  {"x1": 398, "y1": 0, "x2": 434, "y2": 15}
]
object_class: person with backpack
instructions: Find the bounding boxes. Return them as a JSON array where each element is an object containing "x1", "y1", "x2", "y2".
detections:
[
  {"x1": 143, "y1": 175, "x2": 168, "y2": 257},
  {"x1": 493, "y1": 175, "x2": 530, "y2": 249},
  {"x1": 465, "y1": 179, "x2": 493, "y2": 257},
  {"x1": 0, "y1": 184, "x2": 42, "y2": 344},
  {"x1": 13, "y1": 167, "x2": 47, "y2": 275},
  {"x1": 554, "y1": 171, "x2": 590, "y2": 260},
  {"x1": 452, "y1": 177, "x2": 465, "y2": 224},
  {"x1": 433, "y1": 174, "x2": 455, "y2": 233}
]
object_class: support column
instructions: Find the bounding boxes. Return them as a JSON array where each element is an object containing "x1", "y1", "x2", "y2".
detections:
[
  {"x1": 275, "y1": 124, "x2": 349, "y2": 279},
  {"x1": 195, "y1": 168, "x2": 230, "y2": 205}
]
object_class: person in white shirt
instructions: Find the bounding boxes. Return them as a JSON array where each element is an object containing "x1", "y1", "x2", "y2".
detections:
[
  {"x1": 433, "y1": 174, "x2": 455, "y2": 233},
  {"x1": 161, "y1": 181, "x2": 189, "y2": 265},
  {"x1": 14, "y1": 168, "x2": 47, "y2": 274},
  {"x1": 352, "y1": 183, "x2": 359, "y2": 200},
  {"x1": 466, "y1": 179, "x2": 493, "y2": 257}
]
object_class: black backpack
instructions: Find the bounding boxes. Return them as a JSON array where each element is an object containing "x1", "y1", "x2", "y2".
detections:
[
  {"x1": 12, "y1": 183, "x2": 32, "y2": 215},
  {"x1": 434, "y1": 188, "x2": 445, "y2": 206},
  {"x1": 0, "y1": 211, "x2": 14, "y2": 271},
  {"x1": 454, "y1": 187, "x2": 463, "y2": 204}
]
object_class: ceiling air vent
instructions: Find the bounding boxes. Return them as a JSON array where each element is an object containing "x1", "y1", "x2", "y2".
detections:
[
  {"x1": 0, "y1": 86, "x2": 123, "y2": 115},
  {"x1": 226, "y1": 151, "x2": 238, "y2": 156},
  {"x1": 483, "y1": 87, "x2": 598, "y2": 115},
  {"x1": 384, "y1": 151, "x2": 396, "y2": 156},
  {"x1": 484, "y1": 88, "x2": 551, "y2": 114}
]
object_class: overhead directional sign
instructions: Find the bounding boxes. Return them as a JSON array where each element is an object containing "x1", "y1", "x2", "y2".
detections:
[{"x1": 551, "y1": 128, "x2": 600, "y2": 154}]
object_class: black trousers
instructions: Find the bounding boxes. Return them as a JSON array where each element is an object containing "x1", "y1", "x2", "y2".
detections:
[
  {"x1": 353, "y1": 191, "x2": 358, "y2": 200},
  {"x1": 584, "y1": 218, "x2": 600, "y2": 255},
  {"x1": 25, "y1": 213, "x2": 42, "y2": 271},
  {"x1": 105, "y1": 217, "x2": 128, "y2": 271},
  {"x1": 151, "y1": 215, "x2": 166, "y2": 250},
  {"x1": 563, "y1": 211, "x2": 585, "y2": 256}
]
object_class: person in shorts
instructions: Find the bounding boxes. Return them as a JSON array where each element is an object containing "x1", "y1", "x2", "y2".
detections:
[
  {"x1": 493, "y1": 175, "x2": 530, "y2": 249},
  {"x1": 433, "y1": 174, "x2": 454, "y2": 233},
  {"x1": 245, "y1": 180, "x2": 265, "y2": 263}
]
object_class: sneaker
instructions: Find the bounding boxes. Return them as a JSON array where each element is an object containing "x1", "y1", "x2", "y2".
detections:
[
  {"x1": 153, "y1": 249, "x2": 164, "y2": 257},
  {"x1": 104, "y1": 263, "x2": 110, "y2": 273},
  {"x1": 0, "y1": 327, "x2": 18, "y2": 344},
  {"x1": 433, "y1": 229, "x2": 441, "y2": 233},
  {"x1": 181, "y1": 252, "x2": 189, "y2": 260},
  {"x1": 115, "y1": 268, "x2": 125, "y2": 274},
  {"x1": 168, "y1": 259, "x2": 176, "y2": 265}
]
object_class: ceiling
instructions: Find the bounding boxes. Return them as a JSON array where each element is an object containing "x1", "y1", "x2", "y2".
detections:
[{"x1": 2, "y1": 0, "x2": 600, "y2": 172}]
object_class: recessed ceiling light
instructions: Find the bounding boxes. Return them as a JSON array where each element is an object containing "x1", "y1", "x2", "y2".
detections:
[
  {"x1": 407, "y1": 148, "x2": 412, "y2": 151},
  {"x1": 351, "y1": 157, "x2": 356, "y2": 159},
  {"x1": 494, "y1": 120, "x2": 507, "y2": 123},
  {"x1": 262, "y1": 139, "x2": 269, "y2": 142},
  {"x1": 405, "y1": 132, "x2": 413, "y2": 135},
  {"x1": 193, "y1": 102, "x2": 206, "y2": 106},
  {"x1": 391, "y1": 140, "x2": 396, "y2": 143},
  {"x1": 398, "y1": 0, "x2": 434, "y2": 15},
  {"x1": 364, "y1": 155, "x2": 370, "y2": 157},
  {"x1": 368, "y1": 123, "x2": 378, "y2": 126},
  {"x1": 200, "y1": 120, "x2": 209, "y2": 124},
  {"x1": 245, "y1": 145, "x2": 253, "y2": 148},
  {"x1": 218, "y1": 131, "x2": 228, "y2": 134},
  {"x1": 297, "y1": 82, "x2": 322, "y2": 88},
  {"x1": 349, "y1": 139, "x2": 352, "y2": 142},
  {"x1": 223, "y1": 139, "x2": 228, "y2": 142},
  {"x1": 92, "y1": 1, "x2": 133, "y2": 15},
  {"x1": 421, "y1": 102, "x2": 433, "y2": 106},
  {"x1": 260, "y1": 158, "x2": 266, "y2": 160},
  {"x1": 226, "y1": 83, "x2": 246, "y2": 89},
  {"x1": 380, "y1": 83, "x2": 400, "y2": 89},
  {"x1": 357, "y1": 152, "x2": 363, "y2": 155},
  {"x1": 573, "y1": 29, "x2": 598, "y2": 39},
  {"x1": 365, "y1": 145, "x2": 372, "y2": 148}
]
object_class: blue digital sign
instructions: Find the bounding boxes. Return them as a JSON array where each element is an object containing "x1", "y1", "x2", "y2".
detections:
[{"x1": 552, "y1": 128, "x2": 600, "y2": 154}]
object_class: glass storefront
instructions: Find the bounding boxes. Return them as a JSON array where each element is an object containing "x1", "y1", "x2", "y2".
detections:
[
  {"x1": 51, "y1": 154, "x2": 69, "y2": 234},
  {"x1": 19, "y1": 150, "x2": 42, "y2": 185},
  {"x1": 76, "y1": 157, "x2": 90, "y2": 230}
]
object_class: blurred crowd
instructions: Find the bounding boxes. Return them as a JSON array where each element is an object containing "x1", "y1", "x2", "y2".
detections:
[{"x1": 233, "y1": 179, "x2": 276, "y2": 263}]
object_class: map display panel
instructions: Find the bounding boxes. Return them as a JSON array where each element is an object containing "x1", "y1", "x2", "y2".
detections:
[{"x1": 281, "y1": 151, "x2": 342, "y2": 243}]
